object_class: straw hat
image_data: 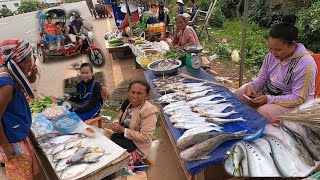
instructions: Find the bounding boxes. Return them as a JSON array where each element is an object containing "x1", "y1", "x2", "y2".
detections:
[
  {"x1": 121, "y1": 2, "x2": 138, "y2": 13},
  {"x1": 176, "y1": 0, "x2": 184, "y2": 5}
]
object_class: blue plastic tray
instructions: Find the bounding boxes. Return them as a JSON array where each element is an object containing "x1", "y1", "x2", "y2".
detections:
[{"x1": 144, "y1": 67, "x2": 268, "y2": 175}]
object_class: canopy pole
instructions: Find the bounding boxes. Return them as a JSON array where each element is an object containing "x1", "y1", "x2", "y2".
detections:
[
  {"x1": 239, "y1": 0, "x2": 249, "y2": 87},
  {"x1": 163, "y1": 0, "x2": 168, "y2": 38}
]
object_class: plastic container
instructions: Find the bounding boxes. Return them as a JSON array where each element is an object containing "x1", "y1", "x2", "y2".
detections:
[{"x1": 52, "y1": 112, "x2": 81, "y2": 133}]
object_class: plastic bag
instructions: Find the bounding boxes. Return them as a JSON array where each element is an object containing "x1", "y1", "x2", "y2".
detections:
[{"x1": 32, "y1": 114, "x2": 54, "y2": 136}]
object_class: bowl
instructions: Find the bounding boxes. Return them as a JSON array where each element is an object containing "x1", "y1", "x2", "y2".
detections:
[
  {"x1": 52, "y1": 112, "x2": 81, "y2": 133},
  {"x1": 148, "y1": 60, "x2": 182, "y2": 76}
]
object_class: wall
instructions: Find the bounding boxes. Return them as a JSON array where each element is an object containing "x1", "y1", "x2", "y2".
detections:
[{"x1": 0, "y1": 0, "x2": 21, "y2": 12}]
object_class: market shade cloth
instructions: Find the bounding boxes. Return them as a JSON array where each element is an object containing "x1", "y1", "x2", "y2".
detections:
[
  {"x1": 112, "y1": 6, "x2": 125, "y2": 29},
  {"x1": 144, "y1": 67, "x2": 268, "y2": 175}
]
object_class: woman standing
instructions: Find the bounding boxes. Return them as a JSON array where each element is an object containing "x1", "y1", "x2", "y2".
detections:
[
  {"x1": 0, "y1": 39, "x2": 39, "y2": 179},
  {"x1": 110, "y1": 80, "x2": 158, "y2": 158},
  {"x1": 235, "y1": 15, "x2": 318, "y2": 121}
]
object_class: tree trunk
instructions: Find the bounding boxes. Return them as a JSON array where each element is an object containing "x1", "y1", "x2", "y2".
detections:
[{"x1": 236, "y1": 0, "x2": 243, "y2": 19}]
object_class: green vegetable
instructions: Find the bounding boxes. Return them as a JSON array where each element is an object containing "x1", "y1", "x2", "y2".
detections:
[
  {"x1": 108, "y1": 38, "x2": 123, "y2": 44},
  {"x1": 133, "y1": 40, "x2": 145, "y2": 45},
  {"x1": 110, "y1": 42, "x2": 124, "y2": 47}
]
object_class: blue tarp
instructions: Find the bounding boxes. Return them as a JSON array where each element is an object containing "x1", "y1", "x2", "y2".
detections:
[
  {"x1": 144, "y1": 67, "x2": 268, "y2": 176},
  {"x1": 112, "y1": 6, "x2": 125, "y2": 29}
]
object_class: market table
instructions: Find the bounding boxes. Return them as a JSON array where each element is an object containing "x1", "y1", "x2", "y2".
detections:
[
  {"x1": 105, "y1": 40, "x2": 134, "y2": 61},
  {"x1": 144, "y1": 67, "x2": 268, "y2": 179},
  {"x1": 29, "y1": 120, "x2": 130, "y2": 180}
]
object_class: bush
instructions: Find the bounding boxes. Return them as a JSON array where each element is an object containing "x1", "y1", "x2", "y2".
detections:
[
  {"x1": 209, "y1": 6, "x2": 225, "y2": 28},
  {"x1": 0, "y1": 8, "x2": 14, "y2": 17},
  {"x1": 18, "y1": 0, "x2": 40, "y2": 13},
  {"x1": 249, "y1": 0, "x2": 282, "y2": 28},
  {"x1": 220, "y1": 0, "x2": 244, "y2": 19},
  {"x1": 297, "y1": 1, "x2": 320, "y2": 52}
]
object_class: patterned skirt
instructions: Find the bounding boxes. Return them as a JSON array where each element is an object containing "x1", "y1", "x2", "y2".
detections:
[{"x1": 0, "y1": 138, "x2": 39, "y2": 180}]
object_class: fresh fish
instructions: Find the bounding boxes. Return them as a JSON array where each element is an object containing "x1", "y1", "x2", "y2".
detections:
[
  {"x1": 60, "y1": 164, "x2": 89, "y2": 179},
  {"x1": 164, "y1": 106, "x2": 191, "y2": 115},
  {"x1": 163, "y1": 101, "x2": 187, "y2": 111},
  {"x1": 177, "y1": 132, "x2": 220, "y2": 149},
  {"x1": 169, "y1": 116, "x2": 205, "y2": 124},
  {"x1": 311, "y1": 127, "x2": 320, "y2": 139},
  {"x1": 200, "y1": 110, "x2": 237, "y2": 118},
  {"x1": 264, "y1": 134, "x2": 315, "y2": 177},
  {"x1": 191, "y1": 103, "x2": 233, "y2": 113},
  {"x1": 184, "y1": 86, "x2": 213, "y2": 93},
  {"x1": 232, "y1": 145, "x2": 244, "y2": 176},
  {"x1": 184, "y1": 82, "x2": 206, "y2": 87},
  {"x1": 66, "y1": 147, "x2": 90, "y2": 164},
  {"x1": 37, "y1": 132, "x2": 71, "y2": 143},
  {"x1": 165, "y1": 108, "x2": 195, "y2": 116},
  {"x1": 180, "y1": 130, "x2": 248, "y2": 161},
  {"x1": 187, "y1": 95, "x2": 225, "y2": 106},
  {"x1": 188, "y1": 98, "x2": 228, "y2": 107},
  {"x1": 281, "y1": 126, "x2": 315, "y2": 166},
  {"x1": 52, "y1": 143, "x2": 66, "y2": 155},
  {"x1": 206, "y1": 117, "x2": 246, "y2": 124},
  {"x1": 283, "y1": 121, "x2": 320, "y2": 161},
  {"x1": 55, "y1": 158, "x2": 70, "y2": 172},
  {"x1": 240, "y1": 139, "x2": 281, "y2": 177},
  {"x1": 224, "y1": 151, "x2": 235, "y2": 176},
  {"x1": 53, "y1": 147, "x2": 79, "y2": 162},
  {"x1": 40, "y1": 134, "x2": 86, "y2": 148},
  {"x1": 159, "y1": 92, "x2": 186, "y2": 102},
  {"x1": 45, "y1": 146, "x2": 55, "y2": 155},
  {"x1": 185, "y1": 90, "x2": 214, "y2": 100},
  {"x1": 178, "y1": 126, "x2": 221, "y2": 141},
  {"x1": 65, "y1": 139, "x2": 82, "y2": 150},
  {"x1": 80, "y1": 153, "x2": 104, "y2": 163},
  {"x1": 173, "y1": 122, "x2": 221, "y2": 130}
]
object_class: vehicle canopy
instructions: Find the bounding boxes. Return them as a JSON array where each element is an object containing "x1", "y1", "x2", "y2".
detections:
[{"x1": 38, "y1": 8, "x2": 67, "y2": 31}]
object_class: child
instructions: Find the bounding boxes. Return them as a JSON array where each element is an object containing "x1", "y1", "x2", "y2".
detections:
[
  {"x1": 67, "y1": 63, "x2": 103, "y2": 121},
  {"x1": 55, "y1": 22, "x2": 66, "y2": 50}
]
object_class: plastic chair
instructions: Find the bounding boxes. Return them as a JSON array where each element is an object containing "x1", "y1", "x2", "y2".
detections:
[
  {"x1": 84, "y1": 87, "x2": 109, "y2": 128},
  {"x1": 271, "y1": 54, "x2": 320, "y2": 123}
]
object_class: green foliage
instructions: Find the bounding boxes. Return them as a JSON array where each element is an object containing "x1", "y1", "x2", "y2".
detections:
[
  {"x1": 0, "y1": 8, "x2": 14, "y2": 17},
  {"x1": 297, "y1": 1, "x2": 320, "y2": 52},
  {"x1": 220, "y1": 0, "x2": 243, "y2": 19},
  {"x1": 18, "y1": 0, "x2": 40, "y2": 13},
  {"x1": 65, "y1": 0, "x2": 82, "y2": 3},
  {"x1": 209, "y1": 6, "x2": 225, "y2": 28},
  {"x1": 207, "y1": 20, "x2": 268, "y2": 67},
  {"x1": 249, "y1": 0, "x2": 282, "y2": 28},
  {"x1": 197, "y1": 0, "x2": 212, "y2": 11}
]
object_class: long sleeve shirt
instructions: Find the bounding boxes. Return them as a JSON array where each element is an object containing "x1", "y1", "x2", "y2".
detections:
[{"x1": 249, "y1": 43, "x2": 317, "y2": 108}]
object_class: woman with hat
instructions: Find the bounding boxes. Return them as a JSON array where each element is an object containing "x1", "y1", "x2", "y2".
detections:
[
  {"x1": 176, "y1": 0, "x2": 185, "y2": 14},
  {"x1": 0, "y1": 39, "x2": 39, "y2": 179},
  {"x1": 120, "y1": 2, "x2": 140, "y2": 31}
]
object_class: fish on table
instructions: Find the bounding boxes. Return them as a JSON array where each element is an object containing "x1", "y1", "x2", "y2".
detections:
[
  {"x1": 66, "y1": 147, "x2": 90, "y2": 164},
  {"x1": 178, "y1": 126, "x2": 221, "y2": 142},
  {"x1": 191, "y1": 103, "x2": 233, "y2": 113},
  {"x1": 60, "y1": 164, "x2": 89, "y2": 180},
  {"x1": 180, "y1": 130, "x2": 248, "y2": 161},
  {"x1": 177, "y1": 131, "x2": 221, "y2": 149},
  {"x1": 199, "y1": 110, "x2": 237, "y2": 118},
  {"x1": 39, "y1": 133, "x2": 86, "y2": 148},
  {"x1": 173, "y1": 121, "x2": 221, "y2": 130}
]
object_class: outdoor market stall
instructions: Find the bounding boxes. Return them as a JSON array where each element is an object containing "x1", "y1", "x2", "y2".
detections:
[
  {"x1": 27, "y1": 97, "x2": 130, "y2": 180},
  {"x1": 143, "y1": 67, "x2": 268, "y2": 179}
]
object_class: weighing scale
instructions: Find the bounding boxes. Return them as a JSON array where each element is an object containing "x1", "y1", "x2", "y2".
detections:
[{"x1": 184, "y1": 45, "x2": 204, "y2": 71}]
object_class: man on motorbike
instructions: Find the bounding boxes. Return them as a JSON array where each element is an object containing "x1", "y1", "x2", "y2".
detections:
[{"x1": 68, "y1": 15, "x2": 91, "y2": 43}]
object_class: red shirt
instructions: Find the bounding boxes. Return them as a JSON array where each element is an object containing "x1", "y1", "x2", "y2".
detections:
[{"x1": 44, "y1": 23, "x2": 55, "y2": 34}]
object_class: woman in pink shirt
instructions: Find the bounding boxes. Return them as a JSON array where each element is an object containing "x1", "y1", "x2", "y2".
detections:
[
  {"x1": 171, "y1": 14, "x2": 200, "y2": 50},
  {"x1": 235, "y1": 15, "x2": 318, "y2": 121}
]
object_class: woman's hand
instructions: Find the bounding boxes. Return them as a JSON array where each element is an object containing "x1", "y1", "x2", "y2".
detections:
[
  {"x1": 111, "y1": 122, "x2": 124, "y2": 133},
  {"x1": 245, "y1": 85, "x2": 257, "y2": 97},
  {"x1": 2, "y1": 144, "x2": 14, "y2": 160},
  {"x1": 252, "y1": 95, "x2": 267, "y2": 107}
]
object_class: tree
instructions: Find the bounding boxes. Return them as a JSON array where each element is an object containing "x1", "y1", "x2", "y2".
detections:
[
  {"x1": 18, "y1": 0, "x2": 40, "y2": 13},
  {"x1": 0, "y1": 8, "x2": 14, "y2": 17}
]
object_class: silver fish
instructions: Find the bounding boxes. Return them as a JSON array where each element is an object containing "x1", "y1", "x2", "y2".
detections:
[
  {"x1": 224, "y1": 151, "x2": 235, "y2": 176},
  {"x1": 184, "y1": 86, "x2": 213, "y2": 93},
  {"x1": 232, "y1": 145, "x2": 244, "y2": 176},
  {"x1": 283, "y1": 121, "x2": 320, "y2": 161},
  {"x1": 187, "y1": 95, "x2": 225, "y2": 106},
  {"x1": 80, "y1": 153, "x2": 104, "y2": 163},
  {"x1": 165, "y1": 108, "x2": 195, "y2": 116},
  {"x1": 173, "y1": 122, "x2": 221, "y2": 130},
  {"x1": 170, "y1": 116, "x2": 206, "y2": 124},
  {"x1": 191, "y1": 103, "x2": 233, "y2": 113},
  {"x1": 65, "y1": 139, "x2": 82, "y2": 150},
  {"x1": 163, "y1": 101, "x2": 187, "y2": 111},
  {"x1": 159, "y1": 92, "x2": 186, "y2": 102},
  {"x1": 55, "y1": 158, "x2": 70, "y2": 172},
  {"x1": 185, "y1": 90, "x2": 214, "y2": 100},
  {"x1": 184, "y1": 82, "x2": 206, "y2": 87},
  {"x1": 66, "y1": 147, "x2": 90, "y2": 164},
  {"x1": 240, "y1": 139, "x2": 280, "y2": 177},
  {"x1": 206, "y1": 117, "x2": 246, "y2": 124},
  {"x1": 45, "y1": 146, "x2": 55, "y2": 155},
  {"x1": 264, "y1": 134, "x2": 314, "y2": 177},
  {"x1": 37, "y1": 132, "x2": 71, "y2": 143},
  {"x1": 188, "y1": 98, "x2": 228, "y2": 107},
  {"x1": 164, "y1": 106, "x2": 191, "y2": 115},
  {"x1": 53, "y1": 147, "x2": 79, "y2": 162},
  {"x1": 40, "y1": 134, "x2": 86, "y2": 148},
  {"x1": 60, "y1": 164, "x2": 89, "y2": 179},
  {"x1": 52, "y1": 143, "x2": 66, "y2": 155},
  {"x1": 177, "y1": 132, "x2": 220, "y2": 149},
  {"x1": 180, "y1": 130, "x2": 248, "y2": 161},
  {"x1": 200, "y1": 110, "x2": 237, "y2": 118},
  {"x1": 178, "y1": 126, "x2": 221, "y2": 141}
]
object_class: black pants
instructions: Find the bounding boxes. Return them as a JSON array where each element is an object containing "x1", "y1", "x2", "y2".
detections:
[{"x1": 111, "y1": 133, "x2": 137, "y2": 153}]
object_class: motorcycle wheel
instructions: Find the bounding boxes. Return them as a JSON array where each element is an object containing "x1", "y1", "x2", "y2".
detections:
[
  {"x1": 88, "y1": 48, "x2": 105, "y2": 67},
  {"x1": 37, "y1": 45, "x2": 46, "y2": 63}
]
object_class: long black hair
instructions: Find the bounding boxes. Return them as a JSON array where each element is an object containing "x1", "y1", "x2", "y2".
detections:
[{"x1": 268, "y1": 15, "x2": 298, "y2": 45}]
